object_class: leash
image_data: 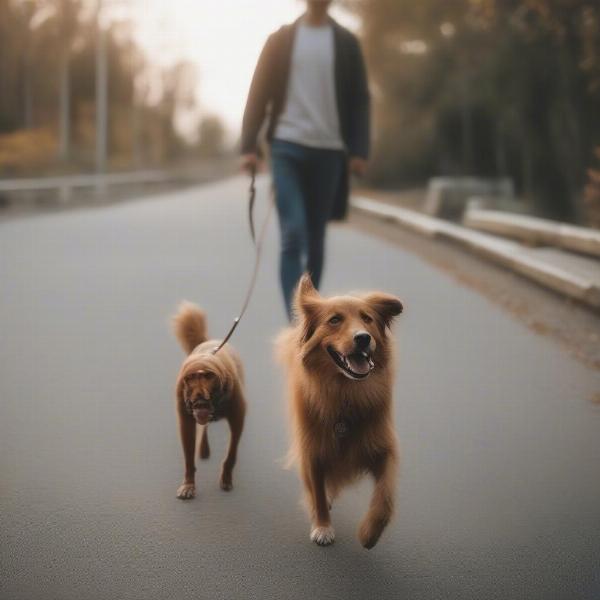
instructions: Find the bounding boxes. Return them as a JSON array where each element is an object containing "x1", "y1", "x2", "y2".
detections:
[
  {"x1": 248, "y1": 165, "x2": 257, "y2": 244},
  {"x1": 211, "y1": 167, "x2": 273, "y2": 355}
]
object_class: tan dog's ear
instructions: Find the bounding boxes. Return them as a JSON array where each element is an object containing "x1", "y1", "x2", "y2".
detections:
[
  {"x1": 293, "y1": 274, "x2": 322, "y2": 343},
  {"x1": 364, "y1": 293, "x2": 403, "y2": 328},
  {"x1": 293, "y1": 273, "x2": 321, "y2": 318}
]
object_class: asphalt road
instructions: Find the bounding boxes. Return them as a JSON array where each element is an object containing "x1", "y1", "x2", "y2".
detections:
[{"x1": 1, "y1": 176, "x2": 599, "y2": 600}]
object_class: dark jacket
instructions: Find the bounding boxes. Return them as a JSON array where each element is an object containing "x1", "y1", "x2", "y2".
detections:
[{"x1": 241, "y1": 17, "x2": 370, "y2": 220}]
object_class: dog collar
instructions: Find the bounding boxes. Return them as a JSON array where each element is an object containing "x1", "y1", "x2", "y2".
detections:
[
  {"x1": 334, "y1": 397, "x2": 353, "y2": 438},
  {"x1": 334, "y1": 420, "x2": 349, "y2": 438}
]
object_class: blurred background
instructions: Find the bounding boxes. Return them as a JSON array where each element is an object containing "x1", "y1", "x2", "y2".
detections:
[
  {"x1": 2, "y1": 4, "x2": 600, "y2": 598},
  {"x1": 350, "y1": 0, "x2": 600, "y2": 224},
  {"x1": 1, "y1": 0, "x2": 598, "y2": 224}
]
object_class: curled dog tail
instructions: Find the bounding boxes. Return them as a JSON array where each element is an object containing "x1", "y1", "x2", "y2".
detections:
[{"x1": 172, "y1": 301, "x2": 208, "y2": 354}]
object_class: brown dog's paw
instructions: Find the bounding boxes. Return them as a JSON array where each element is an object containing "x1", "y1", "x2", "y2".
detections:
[
  {"x1": 176, "y1": 483, "x2": 196, "y2": 499},
  {"x1": 358, "y1": 518, "x2": 386, "y2": 549},
  {"x1": 310, "y1": 525, "x2": 335, "y2": 546},
  {"x1": 219, "y1": 473, "x2": 233, "y2": 491}
]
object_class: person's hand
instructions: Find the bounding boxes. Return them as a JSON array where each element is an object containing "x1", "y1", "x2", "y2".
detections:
[
  {"x1": 241, "y1": 153, "x2": 261, "y2": 175},
  {"x1": 349, "y1": 157, "x2": 368, "y2": 177}
]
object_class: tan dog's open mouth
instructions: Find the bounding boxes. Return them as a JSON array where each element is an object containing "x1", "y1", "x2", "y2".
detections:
[{"x1": 327, "y1": 346, "x2": 374, "y2": 380}]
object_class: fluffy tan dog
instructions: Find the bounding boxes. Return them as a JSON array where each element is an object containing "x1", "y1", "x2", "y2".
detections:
[
  {"x1": 277, "y1": 274, "x2": 403, "y2": 549},
  {"x1": 172, "y1": 302, "x2": 246, "y2": 499}
]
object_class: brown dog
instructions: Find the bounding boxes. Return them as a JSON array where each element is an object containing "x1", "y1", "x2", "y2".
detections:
[
  {"x1": 172, "y1": 302, "x2": 246, "y2": 499},
  {"x1": 277, "y1": 274, "x2": 403, "y2": 548}
]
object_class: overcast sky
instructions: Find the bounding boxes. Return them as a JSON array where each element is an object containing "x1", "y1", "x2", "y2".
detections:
[{"x1": 126, "y1": 0, "x2": 357, "y2": 138}]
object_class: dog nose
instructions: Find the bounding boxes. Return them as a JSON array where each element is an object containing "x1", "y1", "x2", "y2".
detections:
[{"x1": 354, "y1": 331, "x2": 371, "y2": 350}]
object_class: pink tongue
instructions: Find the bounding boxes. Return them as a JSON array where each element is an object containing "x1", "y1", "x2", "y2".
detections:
[
  {"x1": 193, "y1": 408, "x2": 211, "y2": 424},
  {"x1": 347, "y1": 354, "x2": 370, "y2": 375}
]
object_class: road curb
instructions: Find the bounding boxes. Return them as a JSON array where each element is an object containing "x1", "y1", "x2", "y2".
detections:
[{"x1": 351, "y1": 196, "x2": 600, "y2": 310}]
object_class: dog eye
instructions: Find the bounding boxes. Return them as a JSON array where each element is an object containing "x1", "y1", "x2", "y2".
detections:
[
  {"x1": 360, "y1": 312, "x2": 373, "y2": 324},
  {"x1": 328, "y1": 315, "x2": 343, "y2": 325}
]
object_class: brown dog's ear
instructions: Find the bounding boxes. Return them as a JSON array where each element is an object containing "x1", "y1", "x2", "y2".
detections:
[
  {"x1": 293, "y1": 274, "x2": 322, "y2": 342},
  {"x1": 175, "y1": 371, "x2": 188, "y2": 406},
  {"x1": 364, "y1": 293, "x2": 403, "y2": 328}
]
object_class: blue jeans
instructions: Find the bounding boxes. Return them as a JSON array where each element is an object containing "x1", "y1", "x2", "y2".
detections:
[{"x1": 270, "y1": 139, "x2": 344, "y2": 319}]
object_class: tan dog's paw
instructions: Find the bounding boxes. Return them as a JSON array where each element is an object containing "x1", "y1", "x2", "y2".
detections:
[
  {"x1": 176, "y1": 483, "x2": 196, "y2": 499},
  {"x1": 358, "y1": 518, "x2": 386, "y2": 549},
  {"x1": 219, "y1": 478, "x2": 233, "y2": 492},
  {"x1": 310, "y1": 525, "x2": 335, "y2": 546}
]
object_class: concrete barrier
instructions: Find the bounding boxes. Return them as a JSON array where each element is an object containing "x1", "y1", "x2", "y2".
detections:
[
  {"x1": 352, "y1": 196, "x2": 600, "y2": 310},
  {"x1": 424, "y1": 177, "x2": 514, "y2": 220},
  {"x1": 464, "y1": 208, "x2": 600, "y2": 258},
  {"x1": 0, "y1": 170, "x2": 170, "y2": 205}
]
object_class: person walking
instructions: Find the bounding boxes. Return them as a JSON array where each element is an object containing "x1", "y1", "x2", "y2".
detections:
[{"x1": 241, "y1": 0, "x2": 370, "y2": 319}]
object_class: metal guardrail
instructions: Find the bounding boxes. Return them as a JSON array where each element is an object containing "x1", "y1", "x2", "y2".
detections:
[{"x1": 0, "y1": 170, "x2": 170, "y2": 203}]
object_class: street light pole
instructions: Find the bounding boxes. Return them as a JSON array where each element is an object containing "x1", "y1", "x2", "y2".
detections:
[
  {"x1": 20, "y1": 0, "x2": 35, "y2": 130},
  {"x1": 59, "y1": 42, "x2": 71, "y2": 162},
  {"x1": 95, "y1": 0, "x2": 108, "y2": 196}
]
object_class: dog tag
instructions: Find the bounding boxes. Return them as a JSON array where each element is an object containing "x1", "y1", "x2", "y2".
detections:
[{"x1": 334, "y1": 420, "x2": 349, "y2": 438}]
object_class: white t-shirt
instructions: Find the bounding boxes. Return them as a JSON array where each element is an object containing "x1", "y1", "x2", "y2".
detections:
[{"x1": 274, "y1": 23, "x2": 344, "y2": 150}]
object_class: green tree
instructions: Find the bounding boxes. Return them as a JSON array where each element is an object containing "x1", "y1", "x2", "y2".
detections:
[
  {"x1": 0, "y1": 0, "x2": 203, "y2": 174},
  {"x1": 344, "y1": 0, "x2": 600, "y2": 221},
  {"x1": 197, "y1": 115, "x2": 226, "y2": 158}
]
